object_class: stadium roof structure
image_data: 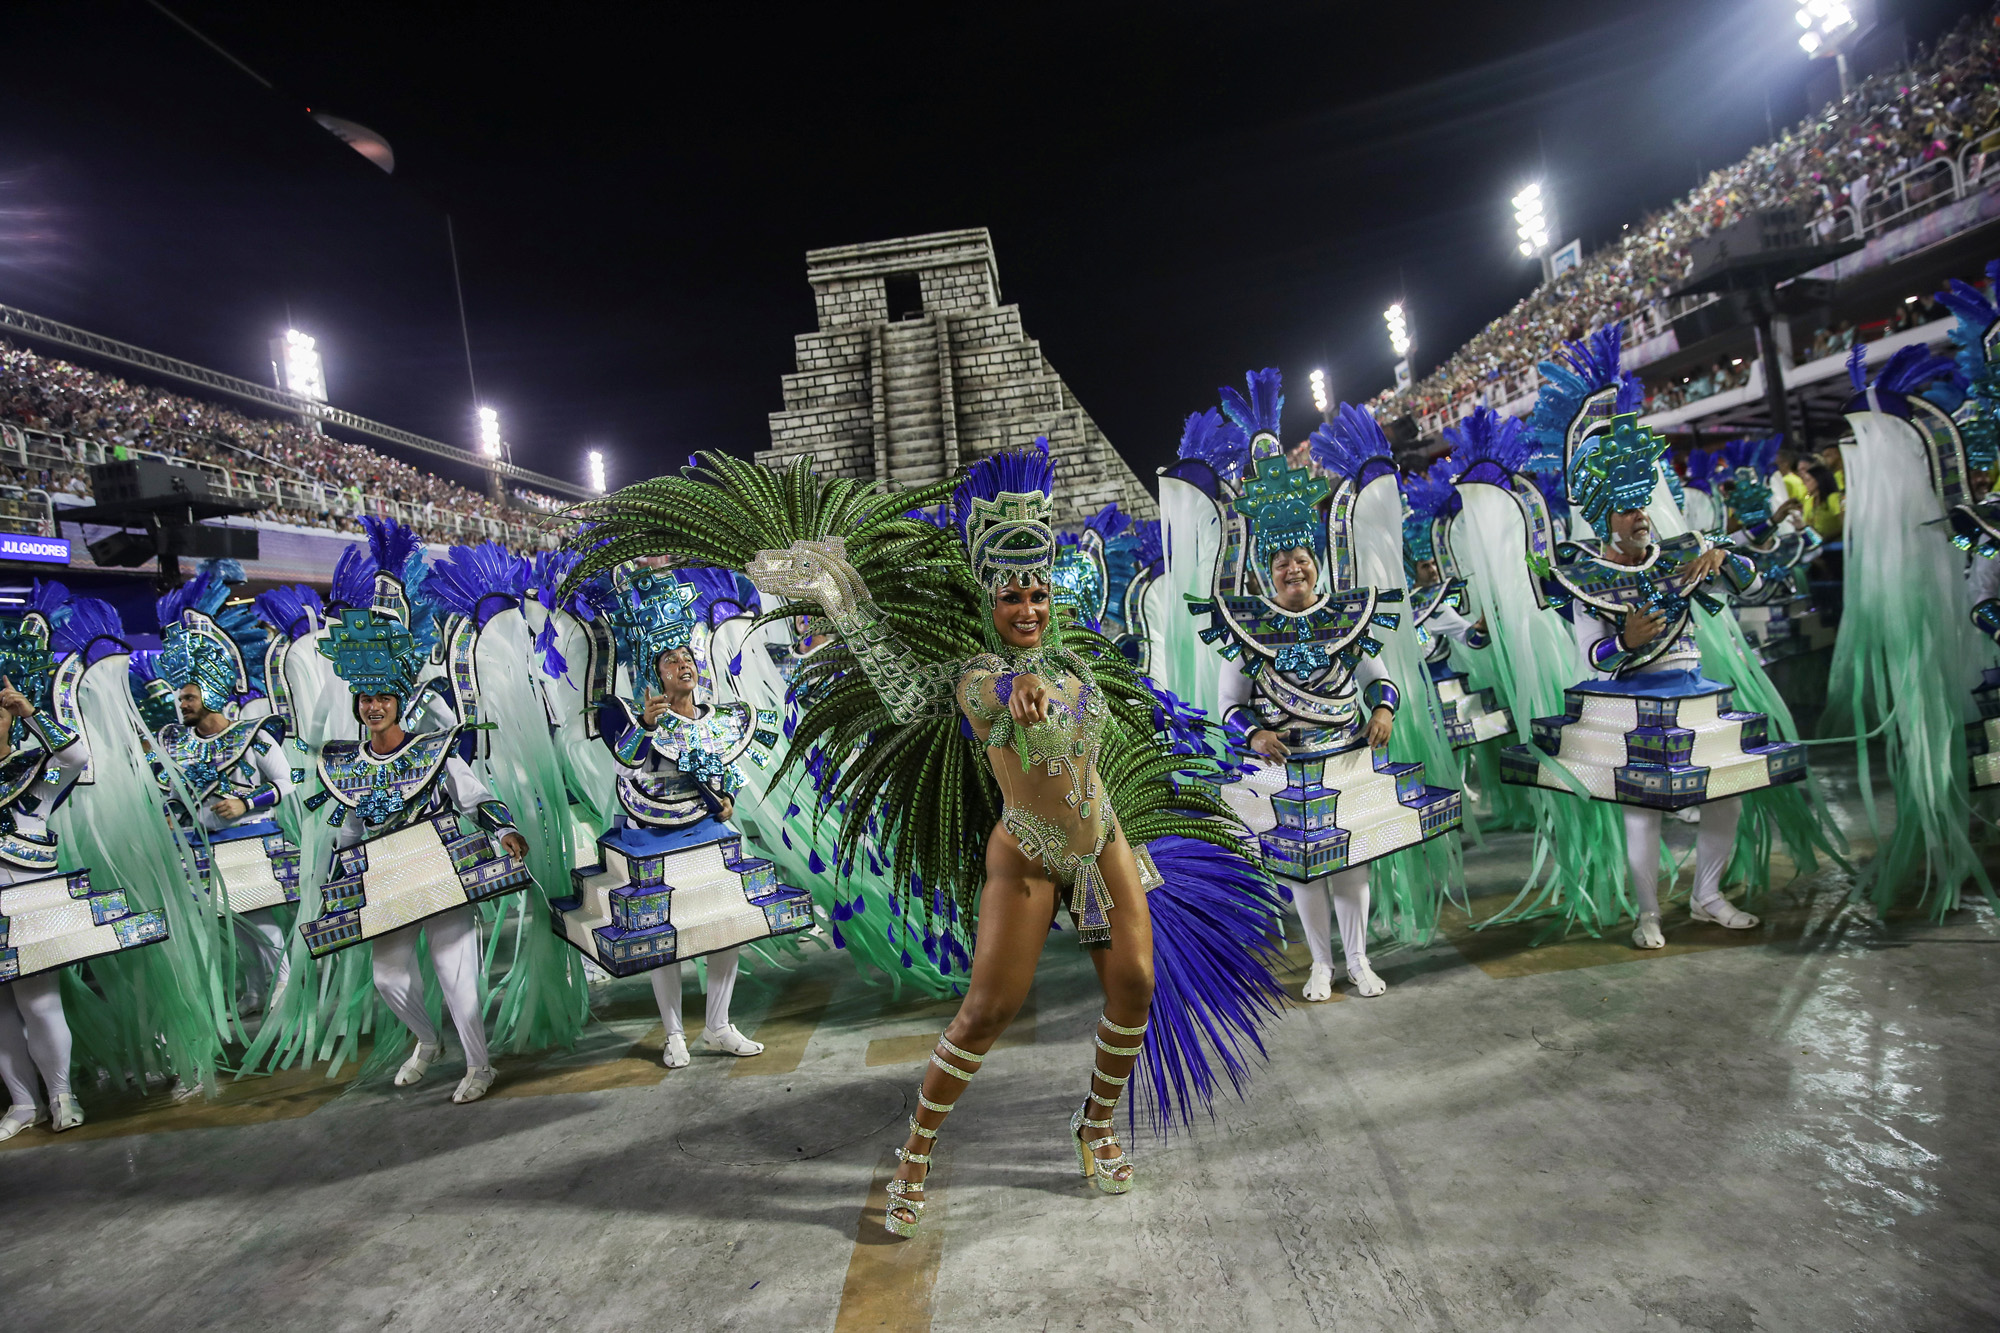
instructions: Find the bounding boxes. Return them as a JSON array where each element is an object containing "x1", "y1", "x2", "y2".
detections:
[{"x1": 0, "y1": 302, "x2": 590, "y2": 501}]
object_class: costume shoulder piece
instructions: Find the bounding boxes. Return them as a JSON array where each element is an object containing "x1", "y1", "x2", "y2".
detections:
[
  {"x1": 156, "y1": 715, "x2": 283, "y2": 799},
  {"x1": 314, "y1": 729, "x2": 460, "y2": 828}
]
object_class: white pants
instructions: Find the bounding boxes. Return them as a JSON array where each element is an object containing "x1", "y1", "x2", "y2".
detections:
[
  {"x1": 370, "y1": 907, "x2": 489, "y2": 1069},
  {"x1": 650, "y1": 947, "x2": 741, "y2": 1037},
  {"x1": 1624, "y1": 797, "x2": 1742, "y2": 917},
  {"x1": 1294, "y1": 867, "x2": 1370, "y2": 973},
  {"x1": 0, "y1": 972, "x2": 70, "y2": 1109}
]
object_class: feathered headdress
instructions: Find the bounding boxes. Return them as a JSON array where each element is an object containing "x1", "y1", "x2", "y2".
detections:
[
  {"x1": 1051, "y1": 531, "x2": 1109, "y2": 632},
  {"x1": 1399, "y1": 468, "x2": 1457, "y2": 567},
  {"x1": 1937, "y1": 260, "x2": 2000, "y2": 471},
  {"x1": 0, "y1": 605, "x2": 55, "y2": 718},
  {"x1": 1218, "y1": 368, "x2": 1285, "y2": 452},
  {"x1": 420, "y1": 542, "x2": 532, "y2": 629},
  {"x1": 328, "y1": 515, "x2": 428, "y2": 619},
  {"x1": 1528, "y1": 324, "x2": 1643, "y2": 480},
  {"x1": 127, "y1": 650, "x2": 177, "y2": 731},
  {"x1": 953, "y1": 437, "x2": 1058, "y2": 597},
  {"x1": 1847, "y1": 343, "x2": 1958, "y2": 415},
  {"x1": 602, "y1": 566, "x2": 702, "y2": 702},
  {"x1": 1175, "y1": 406, "x2": 1250, "y2": 482},
  {"x1": 1443, "y1": 404, "x2": 1532, "y2": 486},
  {"x1": 1309, "y1": 403, "x2": 1399, "y2": 490},
  {"x1": 1719, "y1": 437, "x2": 1782, "y2": 527},
  {"x1": 156, "y1": 562, "x2": 266, "y2": 710},
  {"x1": 1682, "y1": 448, "x2": 1726, "y2": 494},
  {"x1": 44, "y1": 584, "x2": 130, "y2": 668},
  {"x1": 253, "y1": 584, "x2": 323, "y2": 642}
]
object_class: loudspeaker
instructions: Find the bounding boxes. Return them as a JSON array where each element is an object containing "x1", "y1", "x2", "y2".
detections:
[
  {"x1": 86, "y1": 460, "x2": 212, "y2": 505},
  {"x1": 161, "y1": 525, "x2": 258, "y2": 560},
  {"x1": 87, "y1": 531, "x2": 155, "y2": 568}
]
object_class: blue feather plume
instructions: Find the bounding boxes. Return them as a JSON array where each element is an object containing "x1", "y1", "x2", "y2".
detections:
[
  {"x1": 1175, "y1": 407, "x2": 1250, "y2": 481},
  {"x1": 1874, "y1": 344, "x2": 1956, "y2": 397},
  {"x1": 952, "y1": 438, "x2": 1054, "y2": 542},
  {"x1": 1444, "y1": 404, "x2": 1531, "y2": 485},
  {"x1": 905, "y1": 504, "x2": 953, "y2": 530},
  {"x1": 420, "y1": 542, "x2": 530, "y2": 628},
  {"x1": 327, "y1": 542, "x2": 376, "y2": 611},
  {"x1": 1129, "y1": 518, "x2": 1164, "y2": 573},
  {"x1": 362, "y1": 515, "x2": 421, "y2": 582},
  {"x1": 50, "y1": 593, "x2": 127, "y2": 665},
  {"x1": 1400, "y1": 467, "x2": 1459, "y2": 523},
  {"x1": 1529, "y1": 324, "x2": 1636, "y2": 467},
  {"x1": 1936, "y1": 260, "x2": 2000, "y2": 387},
  {"x1": 253, "y1": 584, "x2": 323, "y2": 641},
  {"x1": 1132, "y1": 835, "x2": 1288, "y2": 1134},
  {"x1": 1309, "y1": 402, "x2": 1398, "y2": 486},
  {"x1": 1083, "y1": 502, "x2": 1129, "y2": 544},
  {"x1": 1218, "y1": 368, "x2": 1284, "y2": 439}
]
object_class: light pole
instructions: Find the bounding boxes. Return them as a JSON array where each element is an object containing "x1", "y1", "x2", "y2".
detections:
[
  {"x1": 1796, "y1": 1, "x2": 1862, "y2": 97},
  {"x1": 1384, "y1": 304, "x2": 1412, "y2": 392},
  {"x1": 1514, "y1": 182, "x2": 1553, "y2": 284},
  {"x1": 1309, "y1": 368, "x2": 1331, "y2": 423},
  {"x1": 587, "y1": 449, "x2": 607, "y2": 494},
  {"x1": 478, "y1": 405, "x2": 505, "y2": 501}
]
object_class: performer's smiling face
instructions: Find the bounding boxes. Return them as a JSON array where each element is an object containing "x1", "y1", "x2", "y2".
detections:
[
  {"x1": 357, "y1": 692, "x2": 401, "y2": 736},
  {"x1": 1268, "y1": 547, "x2": 1319, "y2": 611},
  {"x1": 175, "y1": 684, "x2": 210, "y2": 724},
  {"x1": 655, "y1": 647, "x2": 699, "y2": 701},
  {"x1": 993, "y1": 578, "x2": 1049, "y2": 648}
]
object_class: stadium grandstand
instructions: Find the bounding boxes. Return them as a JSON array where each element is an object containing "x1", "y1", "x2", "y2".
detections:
[
  {"x1": 0, "y1": 333, "x2": 564, "y2": 604},
  {"x1": 1377, "y1": 4, "x2": 2000, "y2": 447}
]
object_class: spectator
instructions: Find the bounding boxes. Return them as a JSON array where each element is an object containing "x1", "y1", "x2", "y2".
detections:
[{"x1": 1801, "y1": 462, "x2": 1844, "y2": 540}]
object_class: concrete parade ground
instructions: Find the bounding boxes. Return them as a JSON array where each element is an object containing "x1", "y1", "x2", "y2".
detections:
[{"x1": 2, "y1": 751, "x2": 1996, "y2": 1333}]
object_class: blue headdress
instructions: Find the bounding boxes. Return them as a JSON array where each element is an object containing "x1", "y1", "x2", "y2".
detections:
[
  {"x1": 1400, "y1": 468, "x2": 1458, "y2": 567},
  {"x1": 1937, "y1": 260, "x2": 2000, "y2": 472},
  {"x1": 1850, "y1": 341, "x2": 1984, "y2": 515},
  {"x1": 1568, "y1": 415, "x2": 1668, "y2": 536},
  {"x1": 328, "y1": 515, "x2": 427, "y2": 619},
  {"x1": 1214, "y1": 369, "x2": 1326, "y2": 565},
  {"x1": 1309, "y1": 403, "x2": 1399, "y2": 490},
  {"x1": 155, "y1": 562, "x2": 267, "y2": 711},
  {"x1": 1682, "y1": 448, "x2": 1723, "y2": 494},
  {"x1": 420, "y1": 542, "x2": 532, "y2": 629},
  {"x1": 253, "y1": 584, "x2": 323, "y2": 642},
  {"x1": 1443, "y1": 403, "x2": 1532, "y2": 486},
  {"x1": 952, "y1": 438, "x2": 1058, "y2": 597},
  {"x1": 1174, "y1": 407, "x2": 1251, "y2": 482},
  {"x1": 1718, "y1": 437, "x2": 1782, "y2": 527},
  {"x1": 605, "y1": 567, "x2": 702, "y2": 703},
  {"x1": 0, "y1": 605, "x2": 55, "y2": 719},
  {"x1": 317, "y1": 608, "x2": 425, "y2": 700},
  {"x1": 1528, "y1": 324, "x2": 1644, "y2": 480},
  {"x1": 44, "y1": 583, "x2": 130, "y2": 668}
]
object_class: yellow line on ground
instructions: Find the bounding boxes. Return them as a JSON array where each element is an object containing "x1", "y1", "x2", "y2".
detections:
[
  {"x1": 732, "y1": 976, "x2": 835, "y2": 1077},
  {"x1": 833, "y1": 1149, "x2": 944, "y2": 1333}
]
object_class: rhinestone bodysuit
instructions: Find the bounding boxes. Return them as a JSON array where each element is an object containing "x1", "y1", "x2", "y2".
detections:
[{"x1": 958, "y1": 647, "x2": 1117, "y2": 947}]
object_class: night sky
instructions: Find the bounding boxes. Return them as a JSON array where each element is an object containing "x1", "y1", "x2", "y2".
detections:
[{"x1": 0, "y1": 0, "x2": 1983, "y2": 495}]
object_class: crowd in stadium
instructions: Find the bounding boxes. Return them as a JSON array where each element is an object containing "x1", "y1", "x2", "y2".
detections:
[
  {"x1": 0, "y1": 338, "x2": 562, "y2": 546},
  {"x1": 1380, "y1": 5, "x2": 2000, "y2": 423}
]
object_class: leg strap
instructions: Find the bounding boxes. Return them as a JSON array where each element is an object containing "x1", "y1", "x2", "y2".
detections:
[
  {"x1": 1099, "y1": 1015, "x2": 1148, "y2": 1037},
  {"x1": 917, "y1": 1092, "x2": 954, "y2": 1115},
  {"x1": 1094, "y1": 1034, "x2": 1143, "y2": 1057}
]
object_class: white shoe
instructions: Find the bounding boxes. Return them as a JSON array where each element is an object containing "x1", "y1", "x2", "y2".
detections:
[
  {"x1": 395, "y1": 1041, "x2": 444, "y2": 1087},
  {"x1": 702, "y1": 1024, "x2": 764, "y2": 1057},
  {"x1": 1691, "y1": 896, "x2": 1760, "y2": 930},
  {"x1": 452, "y1": 1066, "x2": 496, "y2": 1104},
  {"x1": 0, "y1": 1103, "x2": 45, "y2": 1140},
  {"x1": 50, "y1": 1093, "x2": 83, "y2": 1131},
  {"x1": 1347, "y1": 962, "x2": 1388, "y2": 998},
  {"x1": 1301, "y1": 962, "x2": 1334, "y2": 1003},
  {"x1": 662, "y1": 1033, "x2": 690, "y2": 1069},
  {"x1": 1632, "y1": 911, "x2": 1665, "y2": 950}
]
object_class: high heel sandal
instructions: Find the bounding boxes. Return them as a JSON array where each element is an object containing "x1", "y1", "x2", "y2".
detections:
[
  {"x1": 886, "y1": 1037, "x2": 981, "y2": 1238},
  {"x1": 1071, "y1": 1016, "x2": 1144, "y2": 1195}
]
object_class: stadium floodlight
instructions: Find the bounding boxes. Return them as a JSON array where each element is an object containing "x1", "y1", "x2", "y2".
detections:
[
  {"x1": 1513, "y1": 183, "x2": 1551, "y2": 259},
  {"x1": 1384, "y1": 304, "x2": 1412, "y2": 359},
  {"x1": 477, "y1": 406, "x2": 502, "y2": 459},
  {"x1": 587, "y1": 449, "x2": 607, "y2": 494},
  {"x1": 272, "y1": 328, "x2": 327, "y2": 403},
  {"x1": 1309, "y1": 368, "x2": 1330, "y2": 417},
  {"x1": 1795, "y1": 0, "x2": 1860, "y2": 89}
]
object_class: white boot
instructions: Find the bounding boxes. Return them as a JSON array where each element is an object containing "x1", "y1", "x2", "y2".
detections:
[
  {"x1": 0, "y1": 1103, "x2": 45, "y2": 1141},
  {"x1": 50, "y1": 1093, "x2": 83, "y2": 1131},
  {"x1": 702, "y1": 1024, "x2": 764, "y2": 1057},
  {"x1": 395, "y1": 1041, "x2": 444, "y2": 1087},
  {"x1": 1301, "y1": 962, "x2": 1334, "y2": 1003},
  {"x1": 1632, "y1": 911, "x2": 1665, "y2": 950},
  {"x1": 662, "y1": 1033, "x2": 690, "y2": 1069},
  {"x1": 452, "y1": 1066, "x2": 496, "y2": 1104}
]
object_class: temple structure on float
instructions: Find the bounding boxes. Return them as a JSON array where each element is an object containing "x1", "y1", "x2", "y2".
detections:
[{"x1": 760, "y1": 227, "x2": 1157, "y2": 526}]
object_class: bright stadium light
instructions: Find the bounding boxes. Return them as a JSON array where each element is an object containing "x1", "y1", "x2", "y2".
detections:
[
  {"x1": 271, "y1": 328, "x2": 327, "y2": 402},
  {"x1": 1795, "y1": 0, "x2": 1860, "y2": 91},
  {"x1": 1513, "y1": 182, "x2": 1551, "y2": 258},
  {"x1": 477, "y1": 405, "x2": 502, "y2": 459},
  {"x1": 1309, "y1": 368, "x2": 1330, "y2": 417},
  {"x1": 587, "y1": 449, "x2": 607, "y2": 493},
  {"x1": 1384, "y1": 303, "x2": 1411, "y2": 358}
]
